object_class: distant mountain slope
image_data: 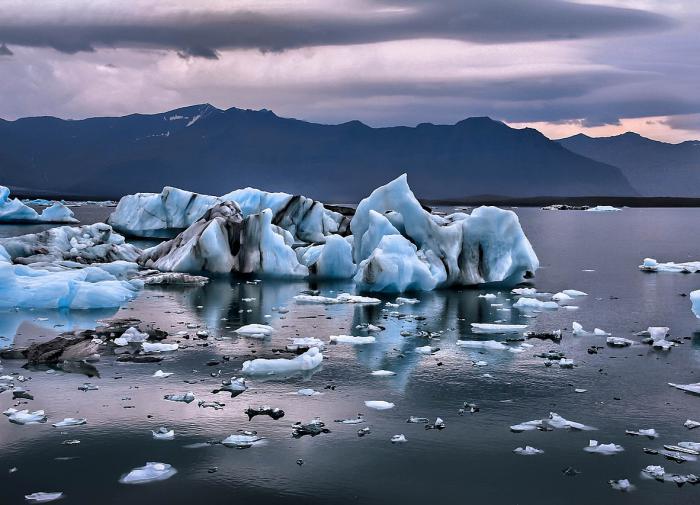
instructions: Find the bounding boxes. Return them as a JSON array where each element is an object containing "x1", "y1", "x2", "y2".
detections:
[
  {"x1": 559, "y1": 132, "x2": 700, "y2": 197},
  {"x1": 0, "y1": 104, "x2": 636, "y2": 201}
]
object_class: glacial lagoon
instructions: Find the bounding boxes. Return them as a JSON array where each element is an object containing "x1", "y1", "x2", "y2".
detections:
[{"x1": 2, "y1": 205, "x2": 700, "y2": 504}]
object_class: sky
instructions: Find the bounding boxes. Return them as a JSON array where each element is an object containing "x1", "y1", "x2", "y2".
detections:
[{"x1": 0, "y1": 0, "x2": 698, "y2": 142}]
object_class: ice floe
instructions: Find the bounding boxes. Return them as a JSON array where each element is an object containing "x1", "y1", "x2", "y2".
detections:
[
  {"x1": 293, "y1": 293, "x2": 381, "y2": 304},
  {"x1": 5, "y1": 409, "x2": 47, "y2": 425},
  {"x1": 471, "y1": 323, "x2": 528, "y2": 334},
  {"x1": 584, "y1": 440, "x2": 624, "y2": 455},
  {"x1": 234, "y1": 324, "x2": 275, "y2": 338},
  {"x1": 152, "y1": 370, "x2": 174, "y2": 378},
  {"x1": 119, "y1": 462, "x2": 177, "y2": 484},
  {"x1": 572, "y1": 322, "x2": 609, "y2": 336},
  {"x1": 222, "y1": 433, "x2": 264, "y2": 448},
  {"x1": 52, "y1": 418, "x2": 87, "y2": 428},
  {"x1": 513, "y1": 446, "x2": 544, "y2": 455},
  {"x1": 391, "y1": 434, "x2": 407, "y2": 443},
  {"x1": 607, "y1": 336, "x2": 635, "y2": 347},
  {"x1": 692, "y1": 290, "x2": 700, "y2": 319},
  {"x1": 456, "y1": 340, "x2": 509, "y2": 350},
  {"x1": 329, "y1": 335, "x2": 376, "y2": 344},
  {"x1": 609, "y1": 479, "x2": 634, "y2": 492},
  {"x1": 668, "y1": 382, "x2": 700, "y2": 395},
  {"x1": 639, "y1": 257, "x2": 700, "y2": 273},
  {"x1": 242, "y1": 347, "x2": 323, "y2": 375},
  {"x1": 142, "y1": 342, "x2": 178, "y2": 352},
  {"x1": 370, "y1": 370, "x2": 396, "y2": 376},
  {"x1": 163, "y1": 392, "x2": 195, "y2": 403},
  {"x1": 364, "y1": 400, "x2": 395, "y2": 410},
  {"x1": 152, "y1": 427, "x2": 175, "y2": 440},
  {"x1": 24, "y1": 492, "x2": 65, "y2": 503},
  {"x1": 510, "y1": 412, "x2": 595, "y2": 432},
  {"x1": 513, "y1": 297, "x2": 558, "y2": 310},
  {"x1": 114, "y1": 327, "x2": 149, "y2": 346},
  {"x1": 585, "y1": 205, "x2": 621, "y2": 212}
]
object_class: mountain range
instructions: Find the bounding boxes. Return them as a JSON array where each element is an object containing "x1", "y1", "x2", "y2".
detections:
[{"x1": 0, "y1": 104, "x2": 697, "y2": 202}]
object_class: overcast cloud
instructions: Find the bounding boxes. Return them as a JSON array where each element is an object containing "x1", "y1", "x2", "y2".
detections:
[{"x1": 0, "y1": 0, "x2": 698, "y2": 141}]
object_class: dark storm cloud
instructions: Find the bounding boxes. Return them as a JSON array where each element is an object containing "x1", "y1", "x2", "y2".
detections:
[{"x1": 0, "y1": 0, "x2": 673, "y2": 56}]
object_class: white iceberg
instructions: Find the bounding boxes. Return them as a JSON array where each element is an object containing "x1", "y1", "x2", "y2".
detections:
[
  {"x1": 297, "y1": 235, "x2": 356, "y2": 278},
  {"x1": 365, "y1": 400, "x2": 395, "y2": 410},
  {"x1": 119, "y1": 462, "x2": 177, "y2": 484},
  {"x1": 414, "y1": 345, "x2": 436, "y2": 354},
  {"x1": 692, "y1": 290, "x2": 700, "y2": 319},
  {"x1": 584, "y1": 440, "x2": 624, "y2": 455},
  {"x1": 391, "y1": 434, "x2": 407, "y2": 443},
  {"x1": 0, "y1": 185, "x2": 77, "y2": 223},
  {"x1": 586, "y1": 205, "x2": 621, "y2": 212},
  {"x1": 152, "y1": 370, "x2": 174, "y2": 378},
  {"x1": 371, "y1": 370, "x2": 397, "y2": 376},
  {"x1": 571, "y1": 322, "x2": 609, "y2": 336},
  {"x1": 242, "y1": 347, "x2": 323, "y2": 375},
  {"x1": 221, "y1": 433, "x2": 263, "y2": 448},
  {"x1": 684, "y1": 419, "x2": 700, "y2": 429},
  {"x1": 471, "y1": 323, "x2": 528, "y2": 334},
  {"x1": 235, "y1": 324, "x2": 275, "y2": 338},
  {"x1": 329, "y1": 335, "x2": 376, "y2": 344},
  {"x1": 607, "y1": 337, "x2": 635, "y2": 347}
]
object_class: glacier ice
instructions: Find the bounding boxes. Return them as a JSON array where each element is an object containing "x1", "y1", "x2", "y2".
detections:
[
  {"x1": 0, "y1": 185, "x2": 77, "y2": 223},
  {"x1": 241, "y1": 347, "x2": 323, "y2": 375},
  {"x1": 297, "y1": 234, "x2": 355, "y2": 278}
]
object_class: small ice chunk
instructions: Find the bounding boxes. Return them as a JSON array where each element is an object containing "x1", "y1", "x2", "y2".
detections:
[
  {"x1": 164, "y1": 392, "x2": 195, "y2": 403},
  {"x1": 334, "y1": 415, "x2": 365, "y2": 424},
  {"x1": 242, "y1": 347, "x2": 323, "y2": 375},
  {"x1": 294, "y1": 388, "x2": 321, "y2": 396},
  {"x1": 371, "y1": 370, "x2": 396, "y2": 376},
  {"x1": 559, "y1": 359, "x2": 575, "y2": 368},
  {"x1": 114, "y1": 327, "x2": 148, "y2": 346},
  {"x1": 514, "y1": 297, "x2": 559, "y2": 310},
  {"x1": 514, "y1": 446, "x2": 544, "y2": 456},
  {"x1": 456, "y1": 339, "x2": 509, "y2": 350},
  {"x1": 222, "y1": 433, "x2": 263, "y2": 448},
  {"x1": 678, "y1": 441, "x2": 700, "y2": 451},
  {"x1": 294, "y1": 293, "x2": 381, "y2": 304},
  {"x1": 119, "y1": 462, "x2": 177, "y2": 484},
  {"x1": 391, "y1": 434, "x2": 407, "y2": 443},
  {"x1": 478, "y1": 293, "x2": 497, "y2": 299},
  {"x1": 52, "y1": 418, "x2": 86, "y2": 428},
  {"x1": 142, "y1": 342, "x2": 178, "y2": 352},
  {"x1": 152, "y1": 427, "x2": 175, "y2": 440},
  {"x1": 552, "y1": 292, "x2": 572, "y2": 302},
  {"x1": 365, "y1": 400, "x2": 395, "y2": 410},
  {"x1": 234, "y1": 324, "x2": 275, "y2": 338},
  {"x1": 668, "y1": 382, "x2": 700, "y2": 395},
  {"x1": 152, "y1": 370, "x2": 174, "y2": 378},
  {"x1": 396, "y1": 297, "x2": 419, "y2": 304},
  {"x1": 24, "y1": 492, "x2": 65, "y2": 503},
  {"x1": 626, "y1": 428, "x2": 658, "y2": 439},
  {"x1": 684, "y1": 419, "x2": 700, "y2": 429},
  {"x1": 641, "y1": 465, "x2": 666, "y2": 479},
  {"x1": 329, "y1": 335, "x2": 376, "y2": 344},
  {"x1": 572, "y1": 322, "x2": 609, "y2": 336},
  {"x1": 7, "y1": 409, "x2": 47, "y2": 425},
  {"x1": 471, "y1": 323, "x2": 528, "y2": 334},
  {"x1": 562, "y1": 289, "x2": 587, "y2": 297},
  {"x1": 609, "y1": 479, "x2": 634, "y2": 492},
  {"x1": 288, "y1": 337, "x2": 325, "y2": 350},
  {"x1": 584, "y1": 440, "x2": 624, "y2": 455},
  {"x1": 585, "y1": 205, "x2": 620, "y2": 212},
  {"x1": 414, "y1": 346, "x2": 437, "y2": 354},
  {"x1": 607, "y1": 337, "x2": 635, "y2": 347}
]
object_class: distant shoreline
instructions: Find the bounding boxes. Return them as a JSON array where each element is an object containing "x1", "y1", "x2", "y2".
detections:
[{"x1": 11, "y1": 187, "x2": 700, "y2": 209}]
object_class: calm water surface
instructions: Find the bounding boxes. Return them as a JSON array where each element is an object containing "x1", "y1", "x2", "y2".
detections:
[{"x1": 1, "y1": 206, "x2": 699, "y2": 505}]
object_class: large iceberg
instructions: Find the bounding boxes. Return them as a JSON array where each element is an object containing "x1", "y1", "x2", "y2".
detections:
[
  {"x1": 0, "y1": 223, "x2": 141, "y2": 265},
  {"x1": 0, "y1": 186, "x2": 77, "y2": 223},
  {"x1": 351, "y1": 175, "x2": 538, "y2": 290},
  {"x1": 131, "y1": 175, "x2": 539, "y2": 292},
  {"x1": 109, "y1": 185, "x2": 349, "y2": 242}
]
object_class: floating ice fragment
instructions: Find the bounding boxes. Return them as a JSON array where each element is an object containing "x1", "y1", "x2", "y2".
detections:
[
  {"x1": 52, "y1": 418, "x2": 86, "y2": 428},
  {"x1": 77, "y1": 383, "x2": 99, "y2": 391},
  {"x1": 242, "y1": 347, "x2": 323, "y2": 375},
  {"x1": 684, "y1": 419, "x2": 700, "y2": 429},
  {"x1": 293, "y1": 293, "x2": 381, "y2": 305},
  {"x1": 164, "y1": 392, "x2": 195, "y2": 403},
  {"x1": 562, "y1": 289, "x2": 587, "y2": 297},
  {"x1": 119, "y1": 462, "x2": 177, "y2": 484},
  {"x1": 572, "y1": 322, "x2": 609, "y2": 336},
  {"x1": 559, "y1": 358, "x2": 575, "y2": 368},
  {"x1": 574, "y1": 388, "x2": 587, "y2": 393},
  {"x1": 514, "y1": 446, "x2": 543, "y2": 455},
  {"x1": 142, "y1": 342, "x2": 178, "y2": 352},
  {"x1": 678, "y1": 442, "x2": 700, "y2": 451},
  {"x1": 406, "y1": 416, "x2": 429, "y2": 424},
  {"x1": 586, "y1": 205, "x2": 620, "y2": 212},
  {"x1": 692, "y1": 290, "x2": 700, "y2": 318},
  {"x1": 114, "y1": 327, "x2": 149, "y2": 346},
  {"x1": 425, "y1": 417, "x2": 445, "y2": 430},
  {"x1": 609, "y1": 479, "x2": 634, "y2": 492},
  {"x1": 293, "y1": 388, "x2": 321, "y2": 396},
  {"x1": 640, "y1": 258, "x2": 700, "y2": 273},
  {"x1": 396, "y1": 297, "x2": 419, "y2": 304},
  {"x1": 607, "y1": 337, "x2": 635, "y2": 347},
  {"x1": 152, "y1": 370, "x2": 173, "y2": 378},
  {"x1": 414, "y1": 346, "x2": 437, "y2": 354},
  {"x1": 514, "y1": 297, "x2": 558, "y2": 310},
  {"x1": 471, "y1": 323, "x2": 528, "y2": 334},
  {"x1": 371, "y1": 370, "x2": 396, "y2": 376},
  {"x1": 222, "y1": 433, "x2": 263, "y2": 448},
  {"x1": 292, "y1": 418, "x2": 330, "y2": 437},
  {"x1": 365, "y1": 400, "x2": 395, "y2": 410},
  {"x1": 152, "y1": 427, "x2": 174, "y2": 440},
  {"x1": 626, "y1": 428, "x2": 658, "y2": 439},
  {"x1": 329, "y1": 335, "x2": 376, "y2": 344},
  {"x1": 668, "y1": 383, "x2": 700, "y2": 395},
  {"x1": 24, "y1": 492, "x2": 65, "y2": 503},
  {"x1": 287, "y1": 337, "x2": 325, "y2": 351},
  {"x1": 391, "y1": 434, "x2": 407, "y2": 443},
  {"x1": 334, "y1": 415, "x2": 365, "y2": 424},
  {"x1": 584, "y1": 440, "x2": 624, "y2": 455},
  {"x1": 234, "y1": 324, "x2": 275, "y2": 338},
  {"x1": 456, "y1": 340, "x2": 508, "y2": 350},
  {"x1": 6, "y1": 409, "x2": 47, "y2": 425},
  {"x1": 478, "y1": 293, "x2": 497, "y2": 299}
]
